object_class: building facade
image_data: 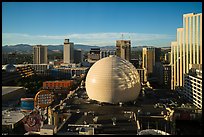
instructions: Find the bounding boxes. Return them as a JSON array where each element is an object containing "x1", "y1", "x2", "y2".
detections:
[
  {"x1": 142, "y1": 47, "x2": 161, "y2": 75},
  {"x1": 28, "y1": 64, "x2": 51, "y2": 76},
  {"x1": 33, "y1": 45, "x2": 48, "y2": 64},
  {"x1": 171, "y1": 13, "x2": 202, "y2": 90},
  {"x1": 164, "y1": 52, "x2": 171, "y2": 63},
  {"x1": 116, "y1": 40, "x2": 131, "y2": 61},
  {"x1": 183, "y1": 64, "x2": 202, "y2": 109},
  {"x1": 43, "y1": 80, "x2": 74, "y2": 89},
  {"x1": 162, "y1": 64, "x2": 171, "y2": 89},
  {"x1": 74, "y1": 49, "x2": 83, "y2": 64},
  {"x1": 64, "y1": 39, "x2": 74, "y2": 64},
  {"x1": 87, "y1": 48, "x2": 101, "y2": 63},
  {"x1": 100, "y1": 49, "x2": 116, "y2": 59},
  {"x1": 136, "y1": 68, "x2": 147, "y2": 85}
]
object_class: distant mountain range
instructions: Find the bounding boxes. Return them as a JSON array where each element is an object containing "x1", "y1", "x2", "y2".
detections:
[
  {"x1": 2, "y1": 44, "x2": 116, "y2": 54},
  {"x1": 2, "y1": 44, "x2": 170, "y2": 54}
]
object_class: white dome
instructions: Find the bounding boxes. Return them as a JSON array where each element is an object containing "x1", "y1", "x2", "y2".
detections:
[{"x1": 85, "y1": 56, "x2": 141, "y2": 104}]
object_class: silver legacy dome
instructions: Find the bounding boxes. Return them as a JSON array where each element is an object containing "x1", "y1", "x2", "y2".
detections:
[{"x1": 85, "y1": 55, "x2": 141, "y2": 104}]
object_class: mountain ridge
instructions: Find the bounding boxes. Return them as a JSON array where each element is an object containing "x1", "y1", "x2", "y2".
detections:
[
  {"x1": 2, "y1": 44, "x2": 116, "y2": 54},
  {"x1": 2, "y1": 44, "x2": 170, "y2": 54}
]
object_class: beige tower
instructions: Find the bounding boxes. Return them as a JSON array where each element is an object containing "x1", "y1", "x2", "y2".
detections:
[
  {"x1": 64, "y1": 39, "x2": 74, "y2": 64},
  {"x1": 142, "y1": 47, "x2": 155, "y2": 75},
  {"x1": 171, "y1": 13, "x2": 202, "y2": 90},
  {"x1": 116, "y1": 40, "x2": 131, "y2": 61},
  {"x1": 33, "y1": 45, "x2": 48, "y2": 64}
]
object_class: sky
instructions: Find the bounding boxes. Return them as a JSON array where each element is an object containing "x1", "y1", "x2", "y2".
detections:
[{"x1": 2, "y1": 2, "x2": 202, "y2": 47}]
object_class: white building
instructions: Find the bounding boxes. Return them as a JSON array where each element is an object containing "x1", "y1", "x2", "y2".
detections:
[
  {"x1": 183, "y1": 64, "x2": 202, "y2": 109},
  {"x1": 171, "y1": 13, "x2": 202, "y2": 90}
]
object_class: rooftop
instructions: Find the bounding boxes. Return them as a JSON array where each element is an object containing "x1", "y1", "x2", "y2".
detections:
[{"x1": 2, "y1": 86, "x2": 24, "y2": 96}]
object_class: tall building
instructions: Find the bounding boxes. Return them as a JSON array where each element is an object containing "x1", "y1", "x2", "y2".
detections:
[
  {"x1": 64, "y1": 39, "x2": 74, "y2": 64},
  {"x1": 183, "y1": 64, "x2": 202, "y2": 109},
  {"x1": 33, "y1": 45, "x2": 48, "y2": 64},
  {"x1": 74, "y1": 49, "x2": 83, "y2": 64},
  {"x1": 171, "y1": 13, "x2": 202, "y2": 90},
  {"x1": 160, "y1": 64, "x2": 171, "y2": 89},
  {"x1": 142, "y1": 47, "x2": 161, "y2": 77},
  {"x1": 116, "y1": 40, "x2": 131, "y2": 61}
]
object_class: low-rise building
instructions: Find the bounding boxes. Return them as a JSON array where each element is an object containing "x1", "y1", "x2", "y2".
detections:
[
  {"x1": 28, "y1": 64, "x2": 51, "y2": 76},
  {"x1": 40, "y1": 125, "x2": 57, "y2": 135},
  {"x1": 2, "y1": 110, "x2": 25, "y2": 133},
  {"x1": 43, "y1": 80, "x2": 74, "y2": 90}
]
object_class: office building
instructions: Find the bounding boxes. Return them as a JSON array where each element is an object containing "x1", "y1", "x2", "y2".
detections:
[
  {"x1": 164, "y1": 52, "x2": 171, "y2": 63},
  {"x1": 2, "y1": 64, "x2": 34, "y2": 85},
  {"x1": 136, "y1": 68, "x2": 147, "y2": 85},
  {"x1": 33, "y1": 45, "x2": 48, "y2": 64},
  {"x1": 161, "y1": 64, "x2": 171, "y2": 88},
  {"x1": 155, "y1": 48, "x2": 161, "y2": 62},
  {"x1": 153, "y1": 62, "x2": 171, "y2": 88},
  {"x1": 28, "y1": 64, "x2": 51, "y2": 76},
  {"x1": 183, "y1": 64, "x2": 202, "y2": 109},
  {"x1": 171, "y1": 13, "x2": 202, "y2": 90},
  {"x1": 15, "y1": 64, "x2": 35, "y2": 78},
  {"x1": 100, "y1": 49, "x2": 116, "y2": 59},
  {"x1": 57, "y1": 67, "x2": 88, "y2": 77},
  {"x1": 87, "y1": 48, "x2": 100, "y2": 63},
  {"x1": 74, "y1": 49, "x2": 83, "y2": 64},
  {"x1": 116, "y1": 40, "x2": 131, "y2": 61},
  {"x1": 64, "y1": 39, "x2": 74, "y2": 64},
  {"x1": 142, "y1": 47, "x2": 161, "y2": 75}
]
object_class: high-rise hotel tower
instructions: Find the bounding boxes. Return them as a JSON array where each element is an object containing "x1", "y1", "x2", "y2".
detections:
[
  {"x1": 33, "y1": 45, "x2": 48, "y2": 64},
  {"x1": 171, "y1": 13, "x2": 202, "y2": 90},
  {"x1": 64, "y1": 39, "x2": 74, "y2": 64}
]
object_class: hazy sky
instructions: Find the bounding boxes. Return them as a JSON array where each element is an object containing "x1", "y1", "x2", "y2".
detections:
[{"x1": 2, "y1": 2, "x2": 202, "y2": 47}]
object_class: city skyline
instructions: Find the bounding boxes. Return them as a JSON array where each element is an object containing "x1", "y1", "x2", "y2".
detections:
[{"x1": 2, "y1": 2, "x2": 202, "y2": 47}]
